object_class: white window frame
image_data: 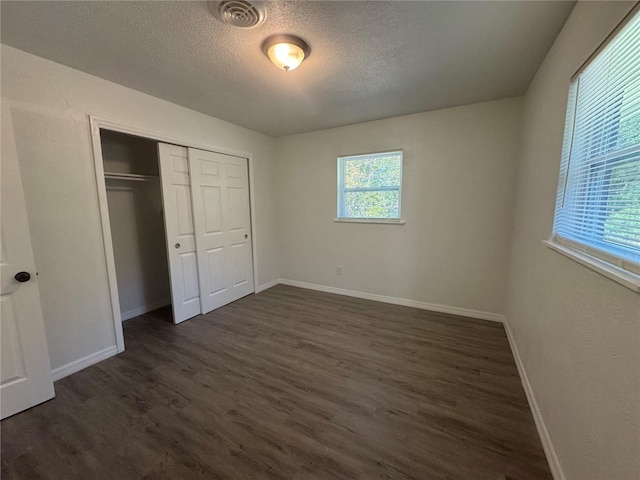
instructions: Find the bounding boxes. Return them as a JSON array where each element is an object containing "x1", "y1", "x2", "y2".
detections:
[
  {"x1": 335, "y1": 150, "x2": 405, "y2": 224},
  {"x1": 547, "y1": 5, "x2": 640, "y2": 292}
]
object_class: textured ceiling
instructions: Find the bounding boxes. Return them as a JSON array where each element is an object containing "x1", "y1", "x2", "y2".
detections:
[{"x1": 1, "y1": 1, "x2": 575, "y2": 137}]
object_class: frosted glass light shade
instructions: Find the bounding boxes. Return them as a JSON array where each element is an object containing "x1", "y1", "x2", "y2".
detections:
[
  {"x1": 266, "y1": 43, "x2": 305, "y2": 71},
  {"x1": 261, "y1": 34, "x2": 311, "y2": 71}
]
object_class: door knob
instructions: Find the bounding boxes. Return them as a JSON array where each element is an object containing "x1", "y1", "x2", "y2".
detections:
[
  {"x1": 14, "y1": 271, "x2": 31, "y2": 283},
  {"x1": 244, "y1": 234, "x2": 248, "y2": 238},
  {"x1": 175, "y1": 243, "x2": 181, "y2": 249}
]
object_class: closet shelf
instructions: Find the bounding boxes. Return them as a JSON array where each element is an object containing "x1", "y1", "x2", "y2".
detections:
[{"x1": 104, "y1": 172, "x2": 159, "y2": 182}]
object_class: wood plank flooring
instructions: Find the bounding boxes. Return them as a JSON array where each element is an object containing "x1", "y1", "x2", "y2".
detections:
[{"x1": 1, "y1": 285, "x2": 551, "y2": 479}]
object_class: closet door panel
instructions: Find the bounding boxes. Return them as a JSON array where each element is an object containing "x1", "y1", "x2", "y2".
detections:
[
  {"x1": 202, "y1": 186, "x2": 223, "y2": 234},
  {"x1": 230, "y1": 242, "x2": 249, "y2": 287},
  {"x1": 175, "y1": 185, "x2": 194, "y2": 236},
  {"x1": 205, "y1": 247, "x2": 226, "y2": 295},
  {"x1": 228, "y1": 187, "x2": 248, "y2": 231},
  {"x1": 158, "y1": 143, "x2": 201, "y2": 324},
  {"x1": 189, "y1": 148, "x2": 254, "y2": 314},
  {"x1": 179, "y1": 252, "x2": 200, "y2": 301},
  {"x1": 222, "y1": 159, "x2": 253, "y2": 298},
  {"x1": 189, "y1": 150, "x2": 230, "y2": 311}
]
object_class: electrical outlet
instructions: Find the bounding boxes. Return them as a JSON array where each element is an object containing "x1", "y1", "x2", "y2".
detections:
[{"x1": 336, "y1": 266, "x2": 343, "y2": 276}]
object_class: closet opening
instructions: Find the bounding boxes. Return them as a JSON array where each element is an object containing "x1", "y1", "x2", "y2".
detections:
[
  {"x1": 93, "y1": 118, "x2": 258, "y2": 354},
  {"x1": 100, "y1": 129, "x2": 174, "y2": 327}
]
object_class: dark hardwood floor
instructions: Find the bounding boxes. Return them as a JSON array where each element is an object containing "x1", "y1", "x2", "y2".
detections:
[{"x1": 1, "y1": 285, "x2": 551, "y2": 479}]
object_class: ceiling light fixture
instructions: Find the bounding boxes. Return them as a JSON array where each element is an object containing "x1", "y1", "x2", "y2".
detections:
[{"x1": 261, "y1": 34, "x2": 311, "y2": 71}]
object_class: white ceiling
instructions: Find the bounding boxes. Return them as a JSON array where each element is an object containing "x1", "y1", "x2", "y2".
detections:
[{"x1": 1, "y1": 1, "x2": 575, "y2": 137}]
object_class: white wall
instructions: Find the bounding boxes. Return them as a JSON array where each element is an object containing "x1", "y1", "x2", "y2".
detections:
[
  {"x1": 276, "y1": 97, "x2": 522, "y2": 316},
  {"x1": 1, "y1": 45, "x2": 279, "y2": 371},
  {"x1": 505, "y1": 2, "x2": 640, "y2": 479}
]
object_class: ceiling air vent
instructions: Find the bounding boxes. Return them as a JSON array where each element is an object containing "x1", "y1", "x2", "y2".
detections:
[{"x1": 209, "y1": 1, "x2": 267, "y2": 29}]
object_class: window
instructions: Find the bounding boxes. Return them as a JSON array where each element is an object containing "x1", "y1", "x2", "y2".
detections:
[
  {"x1": 337, "y1": 150, "x2": 403, "y2": 221},
  {"x1": 551, "y1": 8, "x2": 640, "y2": 282}
]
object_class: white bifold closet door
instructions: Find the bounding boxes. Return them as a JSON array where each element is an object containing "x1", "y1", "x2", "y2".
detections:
[
  {"x1": 157, "y1": 143, "x2": 254, "y2": 322},
  {"x1": 158, "y1": 143, "x2": 202, "y2": 324},
  {"x1": 188, "y1": 148, "x2": 254, "y2": 314}
]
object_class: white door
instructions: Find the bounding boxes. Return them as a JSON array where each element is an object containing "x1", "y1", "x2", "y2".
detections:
[
  {"x1": 1, "y1": 101, "x2": 55, "y2": 419},
  {"x1": 188, "y1": 148, "x2": 254, "y2": 313},
  {"x1": 157, "y1": 143, "x2": 201, "y2": 324}
]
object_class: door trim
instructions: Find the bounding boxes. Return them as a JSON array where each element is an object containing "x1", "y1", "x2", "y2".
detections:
[{"x1": 89, "y1": 116, "x2": 260, "y2": 353}]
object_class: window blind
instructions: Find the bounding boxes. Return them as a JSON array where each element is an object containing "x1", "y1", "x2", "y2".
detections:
[{"x1": 553, "y1": 9, "x2": 640, "y2": 273}]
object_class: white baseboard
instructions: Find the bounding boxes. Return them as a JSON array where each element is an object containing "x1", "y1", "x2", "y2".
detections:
[
  {"x1": 503, "y1": 320, "x2": 565, "y2": 480},
  {"x1": 255, "y1": 278, "x2": 280, "y2": 293},
  {"x1": 51, "y1": 345, "x2": 118, "y2": 382},
  {"x1": 278, "y1": 278, "x2": 505, "y2": 323},
  {"x1": 121, "y1": 298, "x2": 171, "y2": 321}
]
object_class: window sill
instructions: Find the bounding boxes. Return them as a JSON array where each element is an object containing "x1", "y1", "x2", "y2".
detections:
[
  {"x1": 333, "y1": 218, "x2": 406, "y2": 225},
  {"x1": 543, "y1": 240, "x2": 640, "y2": 292}
]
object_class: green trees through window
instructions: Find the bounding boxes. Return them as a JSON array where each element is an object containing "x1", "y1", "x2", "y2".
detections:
[
  {"x1": 603, "y1": 159, "x2": 640, "y2": 248},
  {"x1": 338, "y1": 151, "x2": 402, "y2": 219}
]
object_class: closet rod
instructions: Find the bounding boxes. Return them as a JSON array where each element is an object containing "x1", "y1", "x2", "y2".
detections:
[{"x1": 104, "y1": 172, "x2": 158, "y2": 182}]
